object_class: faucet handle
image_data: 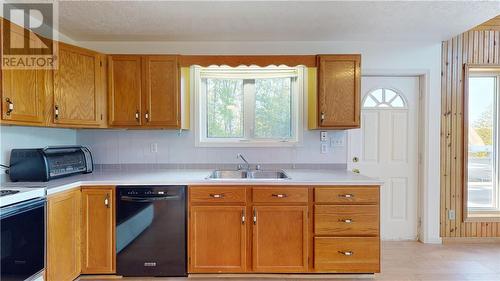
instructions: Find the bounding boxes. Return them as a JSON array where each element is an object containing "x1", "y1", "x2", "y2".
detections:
[
  {"x1": 256, "y1": 164, "x2": 261, "y2": 170},
  {"x1": 237, "y1": 164, "x2": 243, "y2": 170}
]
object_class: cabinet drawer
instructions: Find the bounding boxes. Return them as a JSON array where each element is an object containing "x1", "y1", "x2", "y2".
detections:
[
  {"x1": 314, "y1": 237, "x2": 380, "y2": 273},
  {"x1": 314, "y1": 205, "x2": 378, "y2": 236},
  {"x1": 252, "y1": 187, "x2": 308, "y2": 203},
  {"x1": 190, "y1": 187, "x2": 246, "y2": 203},
  {"x1": 315, "y1": 187, "x2": 379, "y2": 204}
]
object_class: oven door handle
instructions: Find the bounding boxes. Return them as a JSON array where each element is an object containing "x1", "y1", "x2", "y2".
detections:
[
  {"x1": 120, "y1": 195, "x2": 181, "y2": 202},
  {"x1": 0, "y1": 198, "x2": 46, "y2": 220}
]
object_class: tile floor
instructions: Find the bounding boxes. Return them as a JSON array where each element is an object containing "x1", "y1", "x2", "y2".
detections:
[{"x1": 81, "y1": 241, "x2": 500, "y2": 281}]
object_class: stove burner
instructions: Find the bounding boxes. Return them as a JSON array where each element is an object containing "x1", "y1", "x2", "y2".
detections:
[{"x1": 0, "y1": 190, "x2": 20, "y2": 197}]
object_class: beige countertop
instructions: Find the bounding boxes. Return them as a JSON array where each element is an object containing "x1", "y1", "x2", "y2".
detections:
[{"x1": 2, "y1": 168, "x2": 383, "y2": 196}]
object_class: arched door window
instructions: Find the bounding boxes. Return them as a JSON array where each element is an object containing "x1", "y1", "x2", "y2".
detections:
[{"x1": 362, "y1": 88, "x2": 407, "y2": 109}]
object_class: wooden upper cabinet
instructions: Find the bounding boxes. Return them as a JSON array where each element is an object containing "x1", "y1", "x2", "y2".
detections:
[
  {"x1": 252, "y1": 206, "x2": 308, "y2": 272},
  {"x1": 108, "y1": 55, "x2": 142, "y2": 126},
  {"x1": 81, "y1": 187, "x2": 116, "y2": 274},
  {"x1": 316, "y1": 54, "x2": 361, "y2": 129},
  {"x1": 143, "y1": 56, "x2": 180, "y2": 128},
  {"x1": 46, "y1": 189, "x2": 81, "y2": 281},
  {"x1": 53, "y1": 43, "x2": 106, "y2": 127},
  {"x1": 1, "y1": 69, "x2": 46, "y2": 124},
  {"x1": 189, "y1": 205, "x2": 246, "y2": 273},
  {"x1": 108, "y1": 55, "x2": 180, "y2": 128}
]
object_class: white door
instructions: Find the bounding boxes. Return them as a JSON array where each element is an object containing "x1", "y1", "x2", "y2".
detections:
[{"x1": 348, "y1": 76, "x2": 420, "y2": 240}]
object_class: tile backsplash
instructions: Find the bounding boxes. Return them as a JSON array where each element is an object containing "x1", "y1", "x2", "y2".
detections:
[{"x1": 77, "y1": 129, "x2": 347, "y2": 165}]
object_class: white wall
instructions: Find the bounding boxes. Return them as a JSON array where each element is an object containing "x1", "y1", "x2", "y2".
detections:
[
  {"x1": 76, "y1": 40, "x2": 442, "y2": 244},
  {"x1": 0, "y1": 126, "x2": 77, "y2": 183}
]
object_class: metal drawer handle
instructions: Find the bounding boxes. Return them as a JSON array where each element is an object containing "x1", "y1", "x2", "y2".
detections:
[
  {"x1": 338, "y1": 251, "x2": 354, "y2": 256},
  {"x1": 5, "y1": 98, "x2": 14, "y2": 115},
  {"x1": 339, "y1": 218, "x2": 353, "y2": 223},
  {"x1": 272, "y1": 193, "x2": 288, "y2": 198},
  {"x1": 339, "y1": 194, "x2": 354, "y2": 198},
  {"x1": 209, "y1": 193, "x2": 224, "y2": 198},
  {"x1": 135, "y1": 110, "x2": 140, "y2": 122},
  {"x1": 320, "y1": 112, "x2": 325, "y2": 123}
]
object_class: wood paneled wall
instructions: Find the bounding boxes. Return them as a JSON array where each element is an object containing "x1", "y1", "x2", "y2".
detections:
[{"x1": 441, "y1": 23, "x2": 500, "y2": 237}]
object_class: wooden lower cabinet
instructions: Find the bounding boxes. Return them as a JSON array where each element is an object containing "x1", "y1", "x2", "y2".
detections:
[
  {"x1": 81, "y1": 187, "x2": 116, "y2": 274},
  {"x1": 252, "y1": 206, "x2": 308, "y2": 272},
  {"x1": 314, "y1": 237, "x2": 380, "y2": 273},
  {"x1": 46, "y1": 189, "x2": 81, "y2": 281},
  {"x1": 188, "y1": 185, "x2": 381, "y2": 275},
  {"x1": 189, "y1": 205, "x2": 246, "y2": 272}
]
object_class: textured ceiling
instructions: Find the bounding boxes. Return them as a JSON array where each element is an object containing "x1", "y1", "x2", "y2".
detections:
[{"x1": 57, "y1": 1, "x2": 500, "y2": 42}]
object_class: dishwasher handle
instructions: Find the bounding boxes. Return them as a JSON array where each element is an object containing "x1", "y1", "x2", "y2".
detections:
[{"x1": 120, "y1": 195, "x2": 181, "y2": 202}]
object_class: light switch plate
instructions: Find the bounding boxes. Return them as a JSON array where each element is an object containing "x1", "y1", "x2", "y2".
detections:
[
  {"x1": 321, "y1": 143, "x2": 328, "y2": 154},
  {"x1": 331, "y1": 133, "x2": 346, "y2": 147},
  {"x1": 448, "y1": 210, "x2": 456, "y2": 220},
  {"x1": 320, "y1": 131, "x2": 328, "y2": 142}
]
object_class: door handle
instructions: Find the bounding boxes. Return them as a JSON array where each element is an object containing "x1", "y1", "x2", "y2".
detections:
[
  {"x1": 135, "y1": 110, "x2": 140, "y2": 122},
  {"x1": 352, "y1": 157, "x2": 359, "y2": 163},
  {"x1": 339, "y1": 218, "x2": 353, "y2": 223},
  {"x1": 104, "y1": 194, "x2": 110, "y2": 208},
  {"x1": 5, "y1": 98, "x2": 14, "y2": 115},
  {"x1": 145, "y1": 111, "x2": 150, "y2": 122},
  {"x1": 338, "y1": 194, "x2": 354, "y2": 198},
  {"x1": 253, "y1": 208, "x2": 257, "y2": 225},
  {"x1": 54, "y1": 105, "x2": 59, "y2": 120},
  {"x1": 209, "y1": 193, "x2": 224, "y2": 198},
  {"x1": 352, "y1": 168, "x2": 360, "y2": 174},
  {"x1": 320, "y1": 112, "x2": 325, "y2": 123},
  {"x1": 241, "y1": 210, "x2": 245, "y2": 224}
]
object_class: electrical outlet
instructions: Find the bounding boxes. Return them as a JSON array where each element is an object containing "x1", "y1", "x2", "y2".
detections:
[
  {"x1": 320, "y1": 131, "x2": 328, "y2": 142},
  {"x1": 321, "y1": 143, "x2": 328, "y2": 154},
  {"x1": 448, "y1": 210, "x2": 456, "y2": 220},
  {"x1": 150, "y1": 143, "x2": 158, "y2": 153}
]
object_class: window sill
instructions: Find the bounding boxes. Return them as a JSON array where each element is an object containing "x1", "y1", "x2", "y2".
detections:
[
  {"x1": 465, "y1": 211, "x2": 500, "y2": 222},
  {"x1": 195, "y1": 141, "x2": 303, "y2": 148}
]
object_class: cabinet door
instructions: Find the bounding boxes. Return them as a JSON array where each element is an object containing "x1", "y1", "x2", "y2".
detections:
[
  {"x1": 317, "y1": 55, "x2": 361, "y2": 128},
  {"x1": 81, "y1": 187, "x2": 115, "y2": 274},
  {"x1": 53, "y1": 43, "x2": 105, "y2": 126},
  {"x1": 108, "y1": 55, "x2": 142, "y2": 126},
  {"x1": 252, "y1": 206, "x2": 308, "y2": 272},
  {"x1": 1, "y1": 21, "x2": 47, "y2": 125},
  {"x1": 143, "y1": 56, "x2": 180, "y2": 128},
  {"x1": 1, "y1": 69, "x2": 46, "y2": 124},
  {"x1": 189, "y1": 206, "x2": 246, "y2": 273},
  {"x1": 47, "y1": 189, "x2": 81, "y2": 281}
]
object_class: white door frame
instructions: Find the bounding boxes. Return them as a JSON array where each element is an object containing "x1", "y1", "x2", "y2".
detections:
[{"x1": 358, "y1": 69, "x2": 441, "y2": 244}]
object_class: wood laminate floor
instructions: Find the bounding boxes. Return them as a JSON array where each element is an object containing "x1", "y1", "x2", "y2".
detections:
[{"x1": 81, "y1": 241, "x2": 500, "y2": 281}]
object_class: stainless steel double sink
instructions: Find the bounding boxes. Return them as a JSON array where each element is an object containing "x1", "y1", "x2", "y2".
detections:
[{"x1": 207, "y1": 170, "x2": 290, "y2": 180}]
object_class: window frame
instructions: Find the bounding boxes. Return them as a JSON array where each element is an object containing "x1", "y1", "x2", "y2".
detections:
[
  {"x1": 193, "y1": 65, "x2": 304, "y2": 147},
  {"x1": 464, "y1": 64, "x2": 500, "y2": 221}
]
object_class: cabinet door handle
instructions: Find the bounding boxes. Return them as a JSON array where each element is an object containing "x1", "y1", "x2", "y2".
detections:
[
  {"x1": 272, "y1": 193, "x2": 288, "y2": 198},
  {"x1": 241, "y1": 210, "x2": 245, "y2": 224},
  {"x1": 338, "y1": 251, "x2": 353, "y2": 256},
  {"x1": 253, "y1": 208, "x2": 257, "y2": 225},
  {"x1": 338, "y1": 194, "x2": 354, "y2": 198},
  {"x1": 145, "y1": 111, "x2": 150, "y2": 122},
  {"x1": 54, "y1": 105, "x2": 59, "y2": 120},
  {"x1": 135, "y1": 110, "x2": 140, "y2": 122},
  {"x1": 5, "y1": 98, "x2": 14, "y2": 115},
  {"x1": 104, "y1": 194, "x2": 110, "y2": 208},
  {"x1": 209, "y1": 193, "x2": 224, "y2": 198},
  {"x1": 320, "y1": 112, "x2": 325, "y2": 123},
  {"x1": 339, "y1": 218, "x2": 353, "y2": 223}
]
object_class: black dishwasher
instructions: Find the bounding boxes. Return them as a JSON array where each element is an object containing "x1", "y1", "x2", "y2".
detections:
[{"x1": 116, "y1": 186, "x2": 186, "y2": 277}]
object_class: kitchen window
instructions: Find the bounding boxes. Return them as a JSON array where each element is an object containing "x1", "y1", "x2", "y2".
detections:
[
  {"x1": 194, "y1": 66, "x2": 304, "y2": 147},
  {"x1": 465, "y1": 67, "x2": 500, "y2": 219}
]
